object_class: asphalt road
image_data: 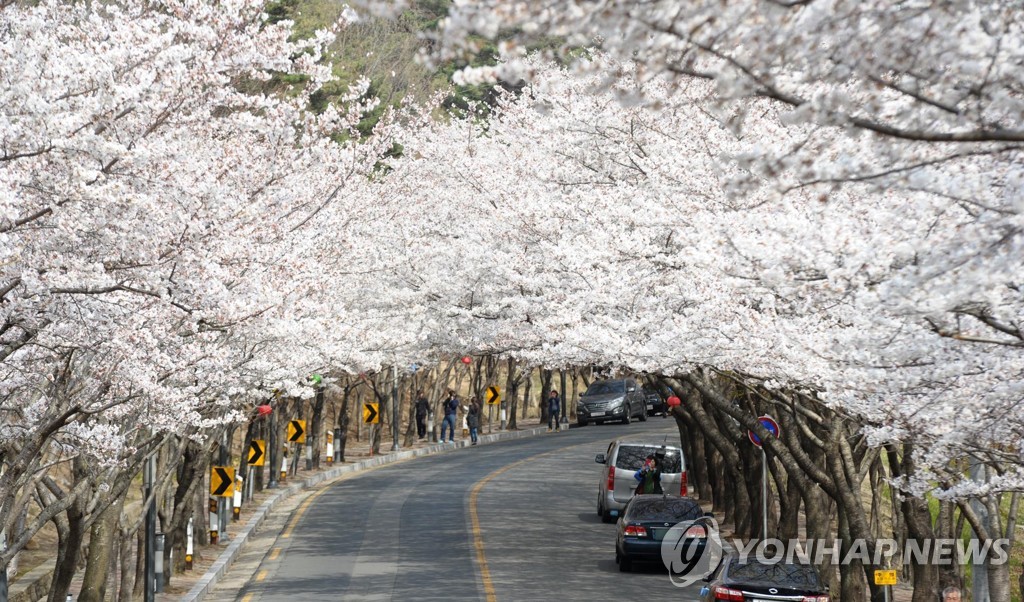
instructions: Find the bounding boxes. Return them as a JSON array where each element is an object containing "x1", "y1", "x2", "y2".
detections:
[{"x1": 230, "y1": 419, "x2": 706, "y2": 601}]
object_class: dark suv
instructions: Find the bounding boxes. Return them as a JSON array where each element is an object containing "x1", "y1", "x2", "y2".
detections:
[{"x1": 576, "y1": 378, "x2": 647, "y2": 426}]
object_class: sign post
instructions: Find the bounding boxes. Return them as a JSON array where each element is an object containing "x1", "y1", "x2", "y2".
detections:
[
  {"x1": 487, "y1": 386, "x2": 500, "y2": 434},
  {"x1": 363, "y1": 403, "x2": 380, "y2": 424},
  {"x1": 748, "y1": 415, "x2": 780, "y2": 541},
  {"x1": 874, "y1": 569, "x2": 897, "y2": 602}
]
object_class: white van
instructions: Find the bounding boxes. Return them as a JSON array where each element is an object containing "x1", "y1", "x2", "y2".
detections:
[{"x1": 594, "y1": 440, "x2": 688, "y2": 523}]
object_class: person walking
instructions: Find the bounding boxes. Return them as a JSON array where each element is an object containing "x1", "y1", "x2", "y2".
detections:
[
  {"x1": 547, "y1": 389, "x2": 561, "y2": 431},
  {"x1": 414, "y1": 390, "x2": 430, "y2": 440},
  {"x1": 440, "y1": 390, "x2": 459, "y2": 443},
  {"x1": 466, "y1": 397, "x2": 481, "y2": 445}
]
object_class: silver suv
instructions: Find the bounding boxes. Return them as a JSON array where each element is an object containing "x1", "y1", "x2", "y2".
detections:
[
  {"x1": 576, "y1": 378, "x2": 647, "y2": 426},
  {"x1": 595, "y1": 440, "x2": 688, "y2": 523}
]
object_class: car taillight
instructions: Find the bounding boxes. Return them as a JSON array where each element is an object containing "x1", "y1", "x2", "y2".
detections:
[
  {"x1": 624, "y1": 525, "x2": 648, "y2": 537},
  {"x1": 607, "y1": 466, "x2": 615, "y2": 491},
  {"x1": 713, "y1": 586, "x2": 744, "y2": 601},
  {"x1": 683, "y1": 525, "x2": 707, "y2": 538},
  {"x1": 802, "y1": 597, "x2": 830, "y2": 602},
  {"x1": 680, "y1": 470, "x2": 688, "y2": 497}
]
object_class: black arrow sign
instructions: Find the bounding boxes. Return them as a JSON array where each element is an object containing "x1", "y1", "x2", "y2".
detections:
[
  {"x1": 212, "y1": 467, "x2": 232, "y2": 496},
  {"x1": 364, "y1": 403, "x2": 378, "y2": 424},
  {"x1": 487, "y1": 386, "x2": 500, "y2": 405},
  {"x1": 248, "y1": 441, "x2": 264, "y2": 465},
  {"x1": 288, "y1": 420, "x2": 305, "y2": 442}
]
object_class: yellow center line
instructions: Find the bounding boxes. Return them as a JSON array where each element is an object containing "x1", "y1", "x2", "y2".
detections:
[
  {"x1": 241, "y1": 594, "x2": 253, "y2": 602},
  {"x1": 255, "y1": 570, "x2": 268, "y2": 582},
  {"x1": 269, "y1": 547, "x2": 281, "y2": 561},
  {"x1": 469, "y1": 441, "x2": 596, "y2": 601}
]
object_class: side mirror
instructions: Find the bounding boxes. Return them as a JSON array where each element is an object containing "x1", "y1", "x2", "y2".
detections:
[
  {"x1": 595, "y1": 453, "x2": 606, "y2": 464},
  {"x1": 627, "y1": 386, "x2": 636, "y2": 392}
]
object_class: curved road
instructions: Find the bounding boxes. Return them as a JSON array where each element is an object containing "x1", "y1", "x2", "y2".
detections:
[{"x1": 216, "y1": 420, "x2": 705, "y2": 601}]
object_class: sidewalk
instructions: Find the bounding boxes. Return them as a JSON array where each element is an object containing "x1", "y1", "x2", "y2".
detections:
[{"x1": 8, "y1": 423, "x2": 554, "y2": 602}]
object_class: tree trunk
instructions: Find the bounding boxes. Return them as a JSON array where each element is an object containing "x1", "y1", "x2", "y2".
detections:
[
  {"x1": 117, "y1": 522, "x2": 136, "y2": 602},
  {"x1": 132, "y1": 525, "x2": 145, "y2": 599},
  {"x1": 505, "y1": 358, "x2": 519, "y2": 431},
  {"x1": 539, "y1": 369, "x2": 552, "y2": 424},
  {"x1": 337, "y1": 384, "x2": 352, "y2": 462},
  {"x1": 78, "y1": 495, "x2": 123, "y2": 602},
  {"x1": 310, "y1": 385, "x2": 326, "y2": 469},
  {"x1": 168, "y1": 440, "x2": 208, "y2": 580},
  {"x1": 47, "y1": 471, "x2": 89, "y2": 602},
  {"x1": 519, "y1": 367, "x2": 533, "y2": 425}
]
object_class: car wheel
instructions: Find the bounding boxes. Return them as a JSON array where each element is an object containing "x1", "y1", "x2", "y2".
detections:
[
  {"x1": 578, "y1": 417, "x2": 588, "y2": 427},
  {"x1": 638, "y1": 407, "x2": 648, "y2": 422},
  {"x1": 601, "y1": 507, "x2": 615, "y2": 523},
  {"x1": 622, "y1": 405, "x2": 631, "y2": 424},
  {"x1": 618, "y1": 554, "x2": 632, "y2": 572}
]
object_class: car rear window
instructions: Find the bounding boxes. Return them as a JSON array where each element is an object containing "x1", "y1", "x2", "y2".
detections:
[
  {"x1": 585, "y1": 381, "x2": 625, "y2": 395},
  {"x1": 614, "y1": 445, "x2": 682, "y2": 473},
  {"x1": 728, "y1": 560, "x2": 822, "y2": 587},
  {"x1": 625, "y1": 498, "x2": 702, "y2": 522}
]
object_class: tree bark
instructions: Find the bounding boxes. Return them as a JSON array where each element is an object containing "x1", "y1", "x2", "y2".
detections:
[
  {"x1": 78, "y1": 494, "x2": 123, "y2": 602},
  {"x1": 310, "y1": 385, "x2": 326, "y2": 469},
  {"x1": 168, "y1": 440, "x2": 208, "y2": 579},
  {"x1": 117, "y1": 520, "x2": 136, "y2": 602},
  {"x1": 47, "y1": 467, "x2": 89, "y2": 602}
]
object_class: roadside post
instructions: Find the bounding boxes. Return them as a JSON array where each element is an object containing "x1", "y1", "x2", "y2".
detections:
[
  {"x1": 154, "y1": 533, "x2": 165, "y2": 592},
  {"x1": 232, "y1": 475, "x2": 242, "y2": 521},
  {"x1": 391, "y1": 365, "x2": 400, "y2": 451},
  {"x1": 208, "y1": 498, "x2": 218, "y2": 544},
  {"x1": 185, "y1": 517, "x2": 194, "y2": 570},
  {"x1": 326, "y1": 431, "x2": 334, "y2": 465},
  {"x1": 747, "y1": 414, "x2": 780, "y2": 541},
  {"x1": 560, "y1": 371, "x2": 569, "y2": 427}
]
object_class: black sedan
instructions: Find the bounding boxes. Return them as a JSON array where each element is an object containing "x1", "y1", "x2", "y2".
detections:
[
  {"x1": 615, "y1": 495, "x2": 710, "y2": 572},
  {"x1": 698, "y1": 556, "x2": 830, "y2": 601}
]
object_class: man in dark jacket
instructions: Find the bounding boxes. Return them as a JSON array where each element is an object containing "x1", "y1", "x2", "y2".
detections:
[
  {"x1": 440, "y1": 390, "x2": 459, "y2": 443},
  {"x1": 547, "y1": 389, "x2": 561, "y2": 432},
  {"x1": 414, "y1": 390, "x2": 430, "y2": 440}
]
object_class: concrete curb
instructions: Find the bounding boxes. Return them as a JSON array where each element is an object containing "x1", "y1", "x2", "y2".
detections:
[{"x1": 182, "y1": 424, "x2": 553, "y2": 602}]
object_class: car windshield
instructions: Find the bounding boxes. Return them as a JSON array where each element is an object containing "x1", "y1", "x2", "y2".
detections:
[
  {"x1": 728, "y1": 560, "x2": 821, "y2": 587},
  {"x1": 615, "y1": 445, "x2": 682, "y2": 472},
  {"x1": 625, "y1": 497, "x2": 702, "y2": 522},
  {"x1": 585, "y1": 381, "x2": 625, "y2": 395}
]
